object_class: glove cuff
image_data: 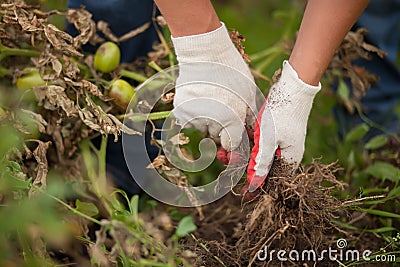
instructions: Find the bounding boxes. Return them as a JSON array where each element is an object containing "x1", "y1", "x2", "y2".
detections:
[
  {"x1": 280, "y1": 60, "x2": 321, "y2": 98},
  {"x1": 171, "y1": 22, "x2": 241, "y2": 64}
]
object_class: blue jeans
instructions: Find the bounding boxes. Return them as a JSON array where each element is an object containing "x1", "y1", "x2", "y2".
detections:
[
  {"x1": 67, "y1": 0, "x2": 160, "y2": 194},
  {"x1": 67, "y1": 0, "x2": 159, "y2": 62},
  {"x1": 337, "y1": 0, "x2": 400, "y2": 135}
]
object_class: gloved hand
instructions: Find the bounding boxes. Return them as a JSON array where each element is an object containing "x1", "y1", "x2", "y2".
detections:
[
  {"x1": 171, "y1": 22, "x2": 257, "y2": 151},
  {"x1": 247, "y1": 61, "x2": 321, "y2": 192}
]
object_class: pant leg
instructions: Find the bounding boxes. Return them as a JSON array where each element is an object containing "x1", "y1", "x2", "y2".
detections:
[
  {"x1": 337, "y1": 0, "x2": 400, "y2": 136},
  {"x1": 67, "y1": 0, "x2": 159, "y2": 62},
  {"x1": 67, "y1": 0, "x2": 160, "y2": 194}
]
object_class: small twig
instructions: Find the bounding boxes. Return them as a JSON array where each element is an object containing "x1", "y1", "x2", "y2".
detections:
[
  {"x1": 118, "y1": 22, "x2": 151, "y2": 42},
  {"x1": 340, "y1": 195, "x2": 385, "y2": 207}
]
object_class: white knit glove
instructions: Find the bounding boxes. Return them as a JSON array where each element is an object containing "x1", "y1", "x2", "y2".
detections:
[
  {"x1": 171, "y1": 23, "x2": 257, "y2": 151},
  {"x1": 247, "y1": 61, "x2": 321, "y2": 192}
]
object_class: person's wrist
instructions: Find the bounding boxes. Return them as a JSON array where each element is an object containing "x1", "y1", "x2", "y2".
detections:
[
  {"x1": 279, "y1": 60, "x2": 321, "y2": 98},
  {"x1": 171, "y1": 22, "x2": 243, "y2": 64},
  {"x1": 288, "y1": 58, "x2": 322, "y2": 86},
  {"x1": 170, "y1": 16, "x2": 221, "y2": 37}
]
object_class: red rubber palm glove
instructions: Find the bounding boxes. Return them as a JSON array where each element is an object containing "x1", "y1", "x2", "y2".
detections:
[{"x1": 246, "y1": 61, "x2": 321, "y2": 192}]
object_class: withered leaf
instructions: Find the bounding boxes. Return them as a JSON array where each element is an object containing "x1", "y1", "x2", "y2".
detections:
[
  {"x1": 108, "y1": 114, "x2": 140, "y2": 136},
  {"x1": 44, "y1": 24, "x2": 83, "y2": 57},
  {"x1": 147, "y1": 155, "x2": 167, "y2": 169},
  {"x1": 63, "y1": 56, "x2": 80, "y2": 79},
  {"x1": 66, "y1": 8, "x2": 96, "y2": 47},
  {"x1": 230, "y1": 29, "x2": 251, "y2": 63},
  {"x1": 21, "y1": 109, "x2": 48, "y2": 133},
  {"x1": 31, "y1": 140, "x2": 51, "y2": 189},
  {"x1": 169, "y1": 133, "x2": 190, "y2": 146},
  {"x1": 118, "y1": 22, "x2": 150, "y2": 43},
  {"x1": 96, "y1": 20, "x2": 150, "y2": 43},
  {"x1": 64, "y1": 78, "x2": 111, "y2": 101},
  {"x1": 33, "y1": 85, "x2": 78, "y2": 117},
  {"x1": 51, "y1": 57, "x2": 62, "y2": 77},
  {"x1": 97, "y1": 20, "x2": 119, "y2": 43},
  {"x1": 161, "y1": 92, "x2": 174, "y2": 104}
]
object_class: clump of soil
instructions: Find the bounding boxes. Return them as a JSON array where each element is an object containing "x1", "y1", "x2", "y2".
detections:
[{"x1": 187, "y1": 159, "x2": 347, "y2": 266}]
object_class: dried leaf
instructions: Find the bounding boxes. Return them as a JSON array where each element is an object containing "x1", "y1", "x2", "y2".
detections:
[
  {"x1": 96, "y1": 20, "x2": 119, "y2": 43},
  {"x1": 63, "y1": 56, "x2": 80, "y2": 79},
  {"x1": 51, "y1": 57, "x2": 62, "y2": 77},
  {"x1": 161, "y1": 92, "x2": 174, "y2": 104},
  {"x1": 108, "y1": 114, "x2": 140, "y2": 136},
  {"x1": 44, "y1": 24, "x2": 83, "y2": 57},
  {"x1": 33, "y1": 85, "x2": 78, "y2": 117},
  {"x1": 66, "y1": 8, "x2": 97, "y2": 47},
  {"x1": 230, "y1": 29, "x2": 251, "y2": 62},
  {"x1": 147, "y1": 155, "x2": 167, "y2": 169},
  {"x1": 327, "y1": 28, "x2": 387, "y2": 113},
  {"x1": 20, "y1": 109, "x2": 48, "y2": 133},
  {"x1": 30, "y1": 140, "x2": 51, "y2": 190},
  {"x1": 64, "y1": 78, "x2": 110, "y2": 101},
  {"x1": 96, "y1": 20, "x2": 150, "y2": 43},
  {"x1": 169, "y1": 133, "x2": 190, "y2": 146},
  {"x1": 118, "y1": 22, "x2": 150, "y2": 43}
]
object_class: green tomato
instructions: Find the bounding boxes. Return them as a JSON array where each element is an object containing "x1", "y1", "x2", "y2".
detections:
[
  {"x1": 94, "y1": 42, "x2": 121, "y2": 73},
  {"x1": 109, "y1": 79, "x2": 135, "y2": 109},
  {"x1": 16, "y1": 68, "x2": 46, "y2": 91}
]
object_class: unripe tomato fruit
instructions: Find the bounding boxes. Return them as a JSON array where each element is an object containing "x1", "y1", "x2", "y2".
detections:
[
  {"x1": 109, "y1": 79, "x2": 135, "y2": 109},
  {"x1": 16, "y1": 68, "x2": 46, "y2": 91},
  {"x1": 94, "y1": 42, "x2": 121, "y2": 73}
]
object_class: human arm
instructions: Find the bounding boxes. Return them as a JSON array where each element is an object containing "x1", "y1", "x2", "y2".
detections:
[
  {"x1": 154, "y1": 0, "x2": 257, "y2": 151},
  {"x1": 247, "y1": 0, "x2": 370, "y2": 192}
]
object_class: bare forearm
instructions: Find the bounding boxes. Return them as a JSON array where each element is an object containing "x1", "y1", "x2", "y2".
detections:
[
  {"x1": 154, "y1": 0, "x2": 221, "y2": 37},
  {"x1": 289, "y1": 0, "x2": 370, "y2": 85}
]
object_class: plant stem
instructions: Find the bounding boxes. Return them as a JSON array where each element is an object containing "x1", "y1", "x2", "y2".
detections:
[
  {"x1": 0, "y1": 66, "x2": 12, "y2": 77},
  {"x1": 148, "y1": 61, "x2": 175, "y2": 81},
  {"x1": 249, "y1": 45, "x2": 284, "y2": 62},
  {"x1": 118, "y1": 110, "x2": 171, "y2": 121},
  {"x1": 119, "y1": 69, "x2": 148, "y2": 83},
  {"x1": 0, "y1": 43, "x2": 41, "y2": 61},
  {"x1": 34, "y1": 185, "x2": 101, "y2": 225},
  {"x1": 98, "y1": 135, "x2": 108, "y2": 197}
]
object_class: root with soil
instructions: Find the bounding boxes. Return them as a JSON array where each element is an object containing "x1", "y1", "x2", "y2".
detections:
[{"x1": 189, "y1": 160, "x2": 347, "y2": 266}]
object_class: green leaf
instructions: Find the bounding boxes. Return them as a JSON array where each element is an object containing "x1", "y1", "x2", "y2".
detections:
[
  {"x1": 130, "y1": 195, "x2": 139, "y2": 217},
  {"x1": 365, "y1": 162, "x2": 400, "y2": 182},
  {"x1": 6, "y1": 174, "x2": 31, "y2": 190},
  {"x1": 360, "y1": 208, "x2": 400, "y2": 219},
  {"x1": 337, "y1": 79, "x2": 350, "y2": 101},
  {"x1": 175, "y1": 216, "x2": 197, "y2": 237},
  {"x1": 6, "y1": 161, "x2": 22, "y2": 172},
  {"x1": 388, "y1": 186, "x2": 400, "y2": 198},
  {"x1": 109, "y1": 193, "x2": 124, "y2": 212},
  {"x1": 75, "y1": 199, "x2": 99, "y2": 217},
  {"x1": 345, "y1": 124, "x2": 370, "y2": 143},
  {"x1": 365, "y1": 227, "x2": 396, "y2": 233},
  {"x1": 331, "y1": 220, "x2": 358, "y2": 230},
  {"x1": 365, "y1": 135, "x2": 388, "y2": 150}
]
